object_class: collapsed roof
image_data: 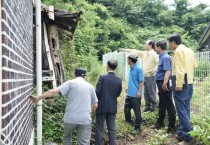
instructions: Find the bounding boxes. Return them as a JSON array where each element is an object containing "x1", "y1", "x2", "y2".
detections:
[
  {"x1": 197, "y1": 22, "x2": 210, "y2": 51},
  {"x1": 34, "y1": 4, "x2": 82, "y2": 33}
]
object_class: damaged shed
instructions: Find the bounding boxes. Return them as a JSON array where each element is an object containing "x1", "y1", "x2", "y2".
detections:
[{"x1": 35, "y1": 4, "x2": 82, "y2": 88}]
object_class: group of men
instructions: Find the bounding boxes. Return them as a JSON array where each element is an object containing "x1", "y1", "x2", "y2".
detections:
[
  {"x1": 30, "y1": 33, "x2": 196, "y2": 145},
  {"x1": 122, "y1": 34, "x2": 196, "y2": 145}
]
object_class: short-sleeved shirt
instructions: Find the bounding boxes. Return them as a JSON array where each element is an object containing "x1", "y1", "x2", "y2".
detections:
[
  {"x1": 141, "y1": 49, "x2": 159, "y2": 77},
  {"x1": 58, "y1": 77, "x2": 98, "y2": 124},
  {"x1": 127, "y1": 63, "x2": 144, "y2": 97},
  {"x1": 156, "y1": 51, "x2": 172, "y2": 81}
]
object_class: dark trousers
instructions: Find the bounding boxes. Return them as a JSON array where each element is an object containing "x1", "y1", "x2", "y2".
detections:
[
  {"x1": 124, "y1": 97, "x2": 142, "y2": 129},
  {"x1": 156, "y1": 80, "x2": 176, "y2": 127},
  {"x1": 95, "y1": 113, "x2": 116, "y2": 145},
  {"x1": 173, "y1": 84, "x2": 193, "y2": 142}
]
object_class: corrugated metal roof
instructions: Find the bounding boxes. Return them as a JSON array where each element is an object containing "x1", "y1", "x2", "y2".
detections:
[{"x1": 197, "y1": 22, "x2": 210, "y2": 50}]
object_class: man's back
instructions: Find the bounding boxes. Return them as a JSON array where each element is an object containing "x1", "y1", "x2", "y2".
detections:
[
  {"x1": 96, "y1": 72, "x2": 122, "y2": 113},
  {"x1": 58, "y1": 77, "x2": 97, "y2": 124}
]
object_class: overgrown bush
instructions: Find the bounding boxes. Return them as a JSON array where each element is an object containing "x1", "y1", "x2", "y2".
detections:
[
  {"x1": 189, "y1": 115, "x2": 210, "y2": 145},
  {"x1": 79, "y1": 54, "x2": 105, "y2": 83},
  {"x1": 147, "y1": 130, "x2": 168, "y2": 145},
  {"x1": 42, "y1": 96, "x2": 66, "y2": 143},
  {"x1": 42, "y1": 96, "x2": 78, "y2": 144},
  {"x1": 142, "y1": 111, "x2": 157, "y2": 126},
  {"x1": 115, "y1": 112, "x2": 137, "y2": 137}
]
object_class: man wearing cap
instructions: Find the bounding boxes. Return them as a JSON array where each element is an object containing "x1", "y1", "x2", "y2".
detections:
[
  {"x1": 95, "y1": 59, "x2": 122, "y2": 145},
  {"x1": 30, "y1": 68, "x2": 98, "y2": 145},
  {"x1": 120, "y1": 40, "x2": 159, "y2": 112},
  {"x1": 124, "y1": 52, "x2": 144, "y2": 131}
]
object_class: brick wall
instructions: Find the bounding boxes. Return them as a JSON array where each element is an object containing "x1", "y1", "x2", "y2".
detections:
[{"x1": 1, "y1": 0, "x2": 34, "y2": 144}]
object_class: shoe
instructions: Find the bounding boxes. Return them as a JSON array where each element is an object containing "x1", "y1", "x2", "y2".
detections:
[
  {"x1": 151, "y1": 124, "x2": 165, "y2": 130},
  {"x1": 125, "y1": 120, "x2": 134, "y2": 126},
  {"x1": 143, "y1": 108, "x2": 151, "y2": 112},
  {"x1": 150, "y1": 108, "x2": 156, "y2": 112},
  {"x1": 176, "y1": 135, "x2": 184, "y2": 142},
  {"x1": 167, "y1": 127, "x2": 175, "y2": 133},
  {"x1": 134, "y1": 126, "x2": 140, "y2": 133}
]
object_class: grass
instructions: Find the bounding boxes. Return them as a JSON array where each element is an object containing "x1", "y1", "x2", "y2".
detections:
[{"x1": 41, "y1": 79, "x2": 210, "y2": 145}]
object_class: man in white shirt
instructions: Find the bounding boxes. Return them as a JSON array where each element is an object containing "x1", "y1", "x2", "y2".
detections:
[{"x1": 30, "y1": 68, "x2": 98, "y2": 145}]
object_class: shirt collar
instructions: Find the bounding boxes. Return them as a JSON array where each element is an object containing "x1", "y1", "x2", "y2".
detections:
[
  {"x1": 75, "y1": 77, "x2": 85, "y2": 81},
  {"x1": 130, "y1": 63, "x2": 137, "y2": 70},
  {"x1": 108, "y1": 71, "x2": 114, "y2": 73},
  {"x1": 147, "y1": 49, "x2": 155, "y2": 55},
  {"x1": 108, "y1": 71, "x2": 115, "y2": 75},
  {"x1": 176, "y1": 44, "x2": 185, "y2": 51},
  {"x1": 159, "y1": 51, "x2": 167, "y2": 58}
]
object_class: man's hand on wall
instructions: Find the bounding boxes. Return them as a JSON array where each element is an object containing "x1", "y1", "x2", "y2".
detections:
[{"x1": 30, "y1": 95, "x2": 40, "y2": 104}]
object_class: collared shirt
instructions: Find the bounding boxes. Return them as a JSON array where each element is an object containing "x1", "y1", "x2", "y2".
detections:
[
  {"x1": 58, "y1": 77, "x2": 98, "y2": 124},
  {"x1": 156, "y1": 51, "x2": 172, "y2": 80},
  {"x1": 172, "y1": 44, "x2": 197, "y2": 87},
  {"x1": 136, "y1": 49, "x2": 159, "y2": 77},
  {"x1": 127, "y1": 63, "x2": 144, "y2": 97}
]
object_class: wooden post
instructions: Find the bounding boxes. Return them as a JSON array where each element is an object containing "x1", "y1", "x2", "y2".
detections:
[
  {"x1": 47, "y1": 25, "x2": 65, "y2": 86},
  {"x1": 43, "y1": 22, "x2": 57, "y2": 88}
]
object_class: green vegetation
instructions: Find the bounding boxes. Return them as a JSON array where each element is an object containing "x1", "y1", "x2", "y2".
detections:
[
  {"x1": 36, "y1": 0, "x2": 210, "y2": 144},
  {"x1": 189, "y1": 115, "x2": 210, "y2": 144},
  {"x1": 195, "y1": 58, "x2": 210, "y2": 79},
  {"x1": 42, "y1": 0, "x2": 210, "y2": 66},
  {"x1": 147, "y1": 130, "x2": 169, "y2": 145}
]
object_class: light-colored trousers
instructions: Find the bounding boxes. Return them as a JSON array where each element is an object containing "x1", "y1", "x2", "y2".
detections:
[{"x1": 63, "y1": 123, "x2": 91, "y2": 145}]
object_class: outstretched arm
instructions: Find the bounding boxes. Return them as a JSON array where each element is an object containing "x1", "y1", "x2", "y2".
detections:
[
  {"x1": 119, "y1": 48, "x2": 145, "y2": 57},
  {"x1": 30, "y1": 88, "x2": 60, "y2": 104}
]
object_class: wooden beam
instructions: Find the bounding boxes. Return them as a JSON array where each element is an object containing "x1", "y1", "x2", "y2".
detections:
[
  {"x1": 47, "y1": 25, "x2": 65, "y2": 86},
  {"x1": 43, "y1": 22, "x2": 57, "y2": 88}
]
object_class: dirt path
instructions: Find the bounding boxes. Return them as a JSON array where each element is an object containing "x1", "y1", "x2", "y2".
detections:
[{"x1": 113, "y1": 83, "x2": 179, "y2": 145}]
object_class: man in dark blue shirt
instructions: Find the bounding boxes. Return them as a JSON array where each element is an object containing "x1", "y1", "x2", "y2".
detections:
[
  {"x1": 152, "y1": 40, "x2": 176, "y2": 133},
  {"x1": 124, "y1": 52, "x2": 144, "y2": 132}
]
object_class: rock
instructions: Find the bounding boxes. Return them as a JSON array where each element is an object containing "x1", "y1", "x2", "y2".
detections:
[{"x1": 127, "y1": 134, "x2": 135, "y2": 141}]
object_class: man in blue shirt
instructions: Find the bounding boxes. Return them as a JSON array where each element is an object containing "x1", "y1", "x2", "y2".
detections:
[
  {"x1": 124, "y1": 52, "x2": 144, "y2": 131},
  {"x1": 152, "y1": 40, "x2": 176, "y2": 133}
]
